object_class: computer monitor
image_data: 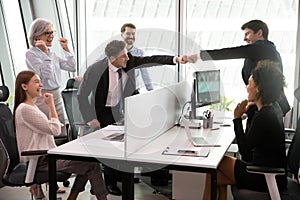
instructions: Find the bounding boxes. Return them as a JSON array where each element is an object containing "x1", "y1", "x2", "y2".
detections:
[{"x1": 190, "y1": 70, "x2": 220, "y2": 119}]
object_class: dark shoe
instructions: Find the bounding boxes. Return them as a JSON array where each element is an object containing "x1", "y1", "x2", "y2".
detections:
[{"x1": 106, "y1": 185, "x2": 121, "y2": 196}]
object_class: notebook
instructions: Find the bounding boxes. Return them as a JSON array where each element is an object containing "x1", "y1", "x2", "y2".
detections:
[{"x1": 181, "y1": 117, "x2": 221, "y2": 147}]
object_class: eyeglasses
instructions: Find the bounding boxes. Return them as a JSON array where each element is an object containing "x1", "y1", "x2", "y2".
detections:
[{"x1": 44, "y1": 31, "x2": 56, "y2": 36}]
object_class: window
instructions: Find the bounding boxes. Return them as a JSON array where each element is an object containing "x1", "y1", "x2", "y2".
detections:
[
  {"x1": 185, "y1": 0, "x2": 298, "y2": 112},
  {"x1": 80, "y1": 0, "x2": 178, "y2": 90}
]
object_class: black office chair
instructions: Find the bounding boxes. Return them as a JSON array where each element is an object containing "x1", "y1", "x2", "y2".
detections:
[
  {"x1": 61, "y1": 78, "x2": 88, "y2": 140},
  {"x1": 0, "y1": 85, "x2": 9, "y2": 189},
  {"x1": 0, "y1": 85, "x2": 71, "y2": 199},
  {"x1": 231, "y1": 88, "x2": 300, "y2": 200},
  {"x1": 0, "y1": 138, "x2": 5, "y2": 189}
]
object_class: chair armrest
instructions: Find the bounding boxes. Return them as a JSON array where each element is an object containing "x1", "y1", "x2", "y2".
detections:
[
  {"x1": 74, "y1": 122, "x2": 88, "y2": 126},
  {"x1": 285, "y1": 139, "x2": 292, "y2": 144},
  {"x1": 285, "y1": 128, "x2": 295, "y2": 133},
  {"x1": 285, "y1": 128, "x2": 295, "y2": 144},
  {"x1": 20, "y1": 150, "x2": 47, "y2": 184},
  {"x1": 246, "y1": 166, "x2": 285, "y2": 175},
  {"x1": 298, "y1": 164, "x2": 300, "y2": 183},
  {"x1": 246, "y1": 166, "x2": 285, "y2": 200},
  {"x1": 21, "y1": 150, "x2": 48, "y2": 156}
]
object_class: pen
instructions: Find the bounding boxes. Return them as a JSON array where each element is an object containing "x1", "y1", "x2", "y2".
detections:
[
  {"x1": 177, "y1": 150, "x2": 197, "y2": 154},
  {"x1": 198, "y1": 145, "x2": 221, "y2": 147}
]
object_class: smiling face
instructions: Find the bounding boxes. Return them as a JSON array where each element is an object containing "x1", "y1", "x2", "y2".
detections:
[
  {"x1": 36, "y1": 26, "x2": 56, "y2": 47},
  {"x1": 121, "y1": 27, "x2": 136, "y2": 47},
  {"x1": 110, "y1": 48, "x2": 129, "y2": 69},
  {"x1": 22, "y1": 74, "x2": 43, "y2": 99}
]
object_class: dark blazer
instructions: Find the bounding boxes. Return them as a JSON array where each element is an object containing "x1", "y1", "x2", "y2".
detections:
[
  {"x1": 200, "y1": 40, "x2": 282, "y2": 85},
  {"x1": 200, "y1": 40, "x2": 290, "y2": 115},
  {"x1": 77, "y1": 53, "x2": 175, "y2": 126}
]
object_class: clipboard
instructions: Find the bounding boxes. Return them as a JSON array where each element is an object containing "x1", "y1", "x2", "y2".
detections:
[{"x1": 162, "y1": 146, "x2": 210, "y2": 157}]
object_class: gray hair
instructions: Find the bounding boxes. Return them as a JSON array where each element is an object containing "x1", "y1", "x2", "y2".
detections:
[
  {"x1": 28, "y1": 18, "x2": 53, "y2": 46},
  {"x1": 105, "y1": 40, "x2": 126, "y2": 58}
]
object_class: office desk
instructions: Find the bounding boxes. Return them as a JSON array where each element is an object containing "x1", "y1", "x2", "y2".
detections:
[
  {"x1": 47, "y1": 127, "x2": 130, "y2": 200},
  {"x1": 48, "y1": 125, "x2": 234, "y2": 200},
  {"x1": 128, "y1": 125, "x2": 235, "y2": 200}
]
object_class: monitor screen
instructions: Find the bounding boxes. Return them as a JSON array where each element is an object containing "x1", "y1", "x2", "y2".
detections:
[{"x1": 195, "y1": 70, "x2": 220, "y2": 106}]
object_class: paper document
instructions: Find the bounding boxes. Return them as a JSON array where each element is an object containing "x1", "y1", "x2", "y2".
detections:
[{"x1": 162, "y1": 146, "x2": 210, "y2": 157}]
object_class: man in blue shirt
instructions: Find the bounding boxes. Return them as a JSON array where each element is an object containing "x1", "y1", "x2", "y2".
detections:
[{"x1": 121, "y1": 23, "x2": 154, "y2": 91}]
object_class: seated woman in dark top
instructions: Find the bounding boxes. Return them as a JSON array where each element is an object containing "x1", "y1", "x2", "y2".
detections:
[{"x1": 202, "y1": 60, "x2": 287, "y2": 200}]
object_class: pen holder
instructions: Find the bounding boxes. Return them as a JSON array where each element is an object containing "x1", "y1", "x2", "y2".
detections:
[{"x1": 203, "y1": 117, "x2": 213, "y2": 129}]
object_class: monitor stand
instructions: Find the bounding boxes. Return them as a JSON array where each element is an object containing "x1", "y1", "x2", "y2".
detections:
[{"x1": 182, "y1": 114, "x2": 206, "y2": 129}]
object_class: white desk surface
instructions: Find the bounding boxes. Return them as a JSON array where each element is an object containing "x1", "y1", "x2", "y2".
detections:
[
  {"x1": 48, "y1": 126, "x2": 126, "y2": 160},
  {"x1": 127, "y1": 125, "x2": 235, "y2": 169},
  {"x1": 48, "y1": 123, "x2": 235, "y2": 169}
]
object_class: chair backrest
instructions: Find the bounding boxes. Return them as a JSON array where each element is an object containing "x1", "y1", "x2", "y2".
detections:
[
  {"x1": 287, "y1": 116, "x2": 300, "y2": 177},
  {"x1": 287, "y1": 86, "x2": 300, "y2": 177},
  {"x1": 0, "y1": 86, "x2": 20, "y2": 177},
  {"x1": 61, "y1": 78, "x2": 84, "y2": 140}
]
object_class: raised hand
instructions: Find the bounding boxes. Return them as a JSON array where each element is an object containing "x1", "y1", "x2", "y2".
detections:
[
  {"x1": 58, "y1": 37, "x2": 70, "y2": 52},
  {"x1": 43, "y1": 93, "x2": 54, "y2": 107},
  {"x1": 35, "y1": 39, "x2": 48, "y2": 54}
]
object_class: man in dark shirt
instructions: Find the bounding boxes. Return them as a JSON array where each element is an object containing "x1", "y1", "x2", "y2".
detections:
[{"x1": 185, "y1": 19, "x2": 290, "y2": 115}]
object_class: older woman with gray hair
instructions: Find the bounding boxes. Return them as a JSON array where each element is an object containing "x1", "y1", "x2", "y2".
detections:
[{"x1": 25, "y1": 18, "x2": 76, "y2": 136}]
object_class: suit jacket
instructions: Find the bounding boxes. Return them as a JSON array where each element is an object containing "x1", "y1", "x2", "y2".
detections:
[
  {"x1": 77, "y1": 53, "x2": 175, "y2": 126},
  {"x1": 200, "y1": 40, "x2": 282, "y2": 85},
  {"x1": 200, "y1": 40, "x2": 290, "y2": 115}
]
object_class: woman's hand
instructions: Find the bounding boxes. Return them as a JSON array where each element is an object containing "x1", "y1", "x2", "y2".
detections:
[
  {"x1": 58, "y1": 37, "x2": 70, "y2": 52},
  {"x1": 43, "y1": 93, "x2": 55, "y2": 107},
  {"x1": 35, "y1": 39, "x2": 48, "y2": 54},
  {"x1": 234, "y1": 99, "x2": 248, "y2": 119},
  {"x1": 44, "y1": 93, "x2": 58, "y2": 119}
]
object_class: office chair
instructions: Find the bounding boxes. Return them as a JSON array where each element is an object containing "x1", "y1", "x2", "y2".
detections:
[
  {"x1": 0, "y1": 85, "x2": 9, "y2": 189},
  {"x1": 61, "y1": 78, "x2": 87, "y2": 140},
  {"x1": 0, "y1": 85, "x2": 71, "y2": 199},
  {"x1": 231, "y1": 88, "x2": 300, "y2": 200}
]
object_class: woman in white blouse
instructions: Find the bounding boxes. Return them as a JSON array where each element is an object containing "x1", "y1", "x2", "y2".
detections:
[
  {"x1": 25, "y1": 18, "x2": 76, "y2": 135},
  {"x1": 13, "y1": 71, "x2": 107, "y2": 200}
]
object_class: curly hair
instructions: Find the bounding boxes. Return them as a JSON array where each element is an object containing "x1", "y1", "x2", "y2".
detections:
[{"x1": 252, "y1": 60, "x2": 285, "y2": 105}]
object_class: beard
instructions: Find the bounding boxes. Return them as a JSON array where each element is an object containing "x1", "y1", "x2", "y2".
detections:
[{"x1": 125, "y1": 38, "x2": 134, "y2": 46}]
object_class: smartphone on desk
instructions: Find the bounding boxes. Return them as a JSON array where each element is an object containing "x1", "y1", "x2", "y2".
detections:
[{"x1": 177, "y1": 150, "x2": 198, "y2": 155}]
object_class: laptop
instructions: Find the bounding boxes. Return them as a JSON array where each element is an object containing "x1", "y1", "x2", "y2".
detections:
[
  {"x1": 181, "y1": 117, "x2": 221, "y2": 147},
  {"x1": 103, "y1": 132, "x2": 124, "y2": 142}
]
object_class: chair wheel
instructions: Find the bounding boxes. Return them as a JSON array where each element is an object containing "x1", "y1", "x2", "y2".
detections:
[{"x1": 63, "y1": 180, "x2": 70, "y2": 187}]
